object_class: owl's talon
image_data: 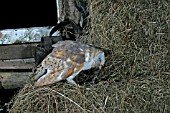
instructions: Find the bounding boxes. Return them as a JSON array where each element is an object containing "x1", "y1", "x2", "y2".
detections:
[{"x1": 67, "y1": 79, "x2": 77, "y2": 86}]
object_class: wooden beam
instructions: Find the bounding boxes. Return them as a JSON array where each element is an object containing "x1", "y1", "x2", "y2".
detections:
[
  {"x1": 0, "y1": 26, "x2": 54, "y2": 44},
  {"x1": 0, "y1": 72, "x2": 32, "y2": 89},
  {"x1": 0, "y1": 58, "x2": 35, "y2": 69},
  {"x1": 0, "y1": 43, "x2": 39, "y2": 60}
]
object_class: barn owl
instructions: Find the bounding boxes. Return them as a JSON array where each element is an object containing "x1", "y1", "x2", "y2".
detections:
[{"x1": 32, "y1": 40, "x2": 105, "y2": 87}]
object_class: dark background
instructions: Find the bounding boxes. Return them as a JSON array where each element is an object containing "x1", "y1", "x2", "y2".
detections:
[{"x1": 0, "y1": 0, "x2": 57, "y2": 30}]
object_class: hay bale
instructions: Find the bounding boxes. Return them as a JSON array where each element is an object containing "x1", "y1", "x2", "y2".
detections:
[{"x1": 7, "y1": 0, "x2": 170, "y2": 112}]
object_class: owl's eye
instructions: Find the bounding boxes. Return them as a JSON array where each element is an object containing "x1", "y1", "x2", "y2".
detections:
[{"x1": 99, "y1": 57, "x2": 102, "y2": 62}]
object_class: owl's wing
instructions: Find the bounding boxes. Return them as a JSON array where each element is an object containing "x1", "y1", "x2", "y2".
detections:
[
  {"x1": 34, "y1": 62, "x2": 86, "y2": 87},
  {"x1": 34, "y1": 65, "x2": 75, "y2": 86}
]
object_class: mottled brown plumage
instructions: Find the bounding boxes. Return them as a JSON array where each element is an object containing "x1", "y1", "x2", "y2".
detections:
[{"x1": 32, "y1": 40, "x2": 105, "y2": 87}]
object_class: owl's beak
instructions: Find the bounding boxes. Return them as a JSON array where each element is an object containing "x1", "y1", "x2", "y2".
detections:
[{"x1": 99, "y1": 65, "x2": 102, "y2": 69}]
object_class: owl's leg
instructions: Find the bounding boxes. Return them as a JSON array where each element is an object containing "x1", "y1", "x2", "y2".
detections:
[
  {"x1": 66, "y1": 78, "x2": 77, "y2": 85},
  {"x1": 66, "y1": 73, "x2": 78, "y2": 86}
]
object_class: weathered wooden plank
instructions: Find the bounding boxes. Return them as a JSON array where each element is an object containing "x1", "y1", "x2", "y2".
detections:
[
  {"x1": 0, "y1": 43, "x2": 39, "y2": 60},
  {"x1": 0, "y1": 58, "x2": 35, "y2": 69},
  {"x1": 0, "y1": 72, "x2": 32, "y2": 89},
  {"x1": 0, "y1": 26, "x2": 59, "y2": 44}
]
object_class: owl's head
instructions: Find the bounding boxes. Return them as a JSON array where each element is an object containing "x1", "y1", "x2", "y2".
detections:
[{"x1": 92, "y1": 51, "x2": 105, "y2": 69}]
